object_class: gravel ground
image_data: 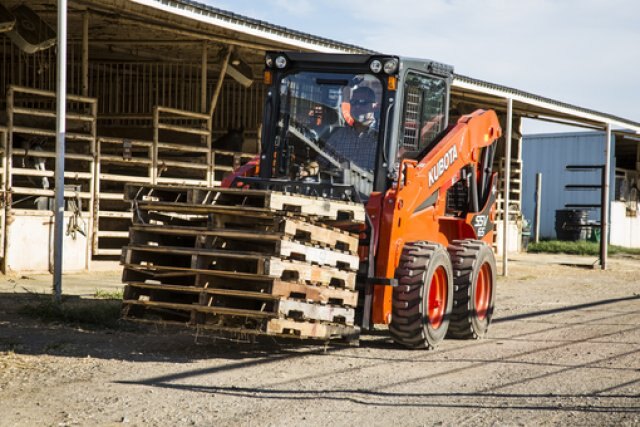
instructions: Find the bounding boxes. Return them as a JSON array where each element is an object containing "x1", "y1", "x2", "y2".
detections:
[{"x1": 0, "y1": 253, "x2": 639, "y2": 426}]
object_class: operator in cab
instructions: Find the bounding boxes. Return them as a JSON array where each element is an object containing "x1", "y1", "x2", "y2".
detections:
[{"x1": 324, "y1": 86, "x2": 379, "y2": 172}]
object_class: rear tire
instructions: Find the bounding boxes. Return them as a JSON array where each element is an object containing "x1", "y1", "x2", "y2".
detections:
[
  {"x1": 447, "y1": 240, "x2": 496, "y2": 339},
  {"x1": 390, "y1": 242, "x2": 453, "y2": 349}
]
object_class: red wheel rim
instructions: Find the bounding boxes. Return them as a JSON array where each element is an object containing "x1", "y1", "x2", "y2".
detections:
[
  {"x1": 428, "y1": 266, "x2": 447, "y2": 329},
  {"x1": 475, "y1": 263, "x2": 492, "y2": 320}
]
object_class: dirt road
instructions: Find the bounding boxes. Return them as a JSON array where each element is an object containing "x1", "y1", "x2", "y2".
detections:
[{"x1": 1, "y1": 253, "x2": 639, "y2": 426}]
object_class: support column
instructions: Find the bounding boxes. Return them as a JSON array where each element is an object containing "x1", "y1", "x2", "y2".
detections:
[
  {"x1": 534, "y1": 172, "x2": 542, "y2": 243},
  {"x1": 502, "y1": 98, "x2": 513, "y2": 276},
  {"x1": 53, "y1": 0, "x2": 68, "y2": 302},
  {"x1": 601, "y1": 123, "x2": 611, "y2": 269}
]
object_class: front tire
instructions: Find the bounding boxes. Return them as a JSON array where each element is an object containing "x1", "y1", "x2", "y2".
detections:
[
  {"x1": 390, "y1": 242, "x2": 454, "y2": 349},
  {"x1": 447, "y1": 240, "x2": 497, "y2": 339}
]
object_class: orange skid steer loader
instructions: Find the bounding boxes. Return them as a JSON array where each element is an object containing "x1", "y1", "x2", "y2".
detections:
[{"x1": 225, "y1": 52, "x2": 502, "y2": 349}]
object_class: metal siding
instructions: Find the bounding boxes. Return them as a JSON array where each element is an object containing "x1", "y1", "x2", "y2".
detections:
[{"x1": 521, "y1": 132, "x2": 615, "y2": 239}]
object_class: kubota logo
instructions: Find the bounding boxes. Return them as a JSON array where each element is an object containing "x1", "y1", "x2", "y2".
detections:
[{"x1": 428, "y1": 145, "x2": 458, "y2": 187}]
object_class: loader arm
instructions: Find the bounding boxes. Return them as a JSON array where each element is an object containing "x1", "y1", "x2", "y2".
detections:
[{"x1": 370, "y1": 109, "x2": 502, "y2": 324}]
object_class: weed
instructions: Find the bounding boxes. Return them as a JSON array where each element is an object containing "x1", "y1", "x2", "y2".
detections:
[{"x1": 94, "y1": 288, "x2": 124, "y2": 300}]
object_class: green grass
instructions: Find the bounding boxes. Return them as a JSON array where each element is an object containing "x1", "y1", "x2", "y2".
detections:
[
  {"x1": 94, "y1": 288, "x2": 124, "y2": 300},
  {"x1": 528, "y1": 240, "x2": 640, "y2": 256},
  {"x1": 19, "y1": 296, "x2": 123, "y2": 330}
]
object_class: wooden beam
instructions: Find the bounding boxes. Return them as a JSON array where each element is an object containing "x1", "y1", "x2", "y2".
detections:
[{"x1": 208, "y1": 46, "x2": 232, "y2": 118}]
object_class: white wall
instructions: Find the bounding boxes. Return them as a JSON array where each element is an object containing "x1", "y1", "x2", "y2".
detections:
[
  {"x1": 5, "y1": 213, "x2": 89, "y2": 273},
  {"x1": 494, "y1": 220, "x2": 521, "y2": 256},
  {"x1": 610, "y1": 201, "x2": 640, "y2": 248}
]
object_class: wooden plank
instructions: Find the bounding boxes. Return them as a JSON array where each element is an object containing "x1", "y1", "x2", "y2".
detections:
[
  {"x1": 129, "y1": 224, "x2": 283, "y2": 242},
  {"x1": 123, "y1": 263, "x2": 271, "y2": 282},
  {"x1": 267, "y1": 192, "x2": 365, "y2": 223},
  {"x1": 122, "y1": 299, "x2": 276, "y2": 318},
  {"x1": 266, "y1": 318, "x2": 359, "y2": 340},
  {"x1": 126, "y1": 282, "x2": 280, "y2": 301},
  {"x1": 122, "y1": 246, "x2": 268, "y2": 275},
  {"x1": 94, "y1": 248, "x2": 123, "y2": 256},
  {"x1": 123, "y1": 258, "x2": 356, "y2": 290},
  {"x1": 266, "y1": 258, "x2": 356, "y2": 289},
  {"x1": 125, "y1": 280, "x2": 357, "y2": 308},
  {"x1": 270, "y1": 281, "x2": 358, "y2": 307},
  {"x1": 277, "y1": 299, "x2": 355, "y2": 325},
  {"x1": 276, "y1": 240, "x2": 360, "y2": 271}
]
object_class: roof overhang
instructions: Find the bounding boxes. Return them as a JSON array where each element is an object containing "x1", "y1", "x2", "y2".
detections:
[
  {"x1": 127, "y1": 0, "x2": 369, "y2": 54},
  {"x1": 452, "y1": 75, "x2": 640, "y2": 135}
]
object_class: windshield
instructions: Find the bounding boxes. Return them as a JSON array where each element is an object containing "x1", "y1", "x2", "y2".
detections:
[{"x1": 273, "y1": 71, "x2": 384, "y2": 195}]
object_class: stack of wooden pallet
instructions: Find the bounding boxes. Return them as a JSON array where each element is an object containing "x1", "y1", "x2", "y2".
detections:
[{"x1": 120, "y1": 184, "x2": 364, "y2": 343}]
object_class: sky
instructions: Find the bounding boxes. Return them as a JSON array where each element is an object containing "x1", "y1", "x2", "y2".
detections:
[{"x1": 210, "y1": 0, "x2": 639, "y2": 134}]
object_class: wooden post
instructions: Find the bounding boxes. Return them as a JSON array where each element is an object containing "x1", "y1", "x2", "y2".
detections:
[
  {"x1": 201, "y1": 42, "x2": 207, "y2": 114},
  {"x1": 152, "y1": 106, "x2": 159, "y2": 185},
  {"x1": 88, "y1": 100, "x2": 97, "y2": 267},
  {"x1": 534, "y1": 172, "x2": 542, "y2": 243},
  {"x1": 209, "y1": 47, "x2": 233, "y2": 181},
  {"x1": 82, "y1": 11, "x2": 89, "y2": 97},
  {"x1": 209, "y1": 46, "x2": 233, "y2": 118}
]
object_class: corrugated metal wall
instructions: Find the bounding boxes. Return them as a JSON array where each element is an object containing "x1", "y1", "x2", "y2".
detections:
[{"x1": 521, "y1": 131, "x2": 615, "y2": 238}]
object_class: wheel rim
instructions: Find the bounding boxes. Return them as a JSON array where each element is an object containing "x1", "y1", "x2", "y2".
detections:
[
  {"x1": 428, "y1": 266, "x2": 448, "y2": 329},
  {"x1": 475, "y1": 263, "x2": 492, "y2": 321}
]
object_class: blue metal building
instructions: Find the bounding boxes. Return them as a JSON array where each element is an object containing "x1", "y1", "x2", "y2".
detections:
[{"x1": 521, "y1": 131, "x2": 616, "y2": 239}]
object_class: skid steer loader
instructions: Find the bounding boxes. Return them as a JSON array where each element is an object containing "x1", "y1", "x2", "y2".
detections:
[{"x1": 223, "y1": 52, "x2": 502, "y2": 349}]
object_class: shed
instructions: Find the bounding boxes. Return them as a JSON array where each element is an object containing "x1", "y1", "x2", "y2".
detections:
[{"x1": 522, "y1": 131, "x2": 640, "y2": 247}]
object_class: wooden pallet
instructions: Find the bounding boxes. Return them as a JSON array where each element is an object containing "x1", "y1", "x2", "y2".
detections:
[
  {"x1": 124, "y1": 277, "x2": 358, "y2": 307},
  {"x1": 120, "y1": 183, "x2": 362, "y2": 343},
  {"x1": 122, "y1": 240, "x2": 358, "y2": 274},
  {"x1": 266, "y1": 318, "x2": 359, "y2": 341},
  {"x1": 266, "y1": 258, "x2": 356, "y2": 289},
  {"x1": 278, "y1": 299, "x2": 354, "y2": 325},
  {"x1": 128, "y1": 221, "x2": 358, "y2": 255},
  {"x1": 270, "y1": 281, "x2": 358, "y2": 307},
  {"x1": 122, "y1": 261, "x2": 357, "y2": 290},
  {"x1": 125, "y1": 184, "x2": 366, "y2": 223},
  {"x1": 122, "y1": 285, "x2": 357, "y2": 332}
]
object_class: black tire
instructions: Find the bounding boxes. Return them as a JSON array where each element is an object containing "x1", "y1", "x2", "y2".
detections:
[
  {"x1": 447, "y1": 240, "x2": 497, "y2": 339},
  {"x1": 390, "y1": 242, "x2": 454, "y2": 349}
]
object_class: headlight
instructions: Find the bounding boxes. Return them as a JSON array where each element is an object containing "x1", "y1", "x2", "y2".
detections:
[
  {"x1": 369, "y1": 60, "x2": 382, "y2": 73},
  {"x1": 383, "y1": 59, "x2": 398, "y2": 74},
  {"x1": 275, "y1": 55, "x2": 288, "y2": 69},
  {"x1": 265, "y1": 55, "x2": 273, "y2": 68}
]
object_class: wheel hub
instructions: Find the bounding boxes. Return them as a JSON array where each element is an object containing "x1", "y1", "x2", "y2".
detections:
[
  {"x1": 428, "y1": 266, "x2": 447, "y2": 329},
  {"x1": 475, "y1": 263, "x2": 492, "y2": 320}
]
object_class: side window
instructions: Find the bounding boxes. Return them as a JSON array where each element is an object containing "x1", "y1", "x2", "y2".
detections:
[{"x1": 400, "y1": 73, "x2": 447, "y2": 157}]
